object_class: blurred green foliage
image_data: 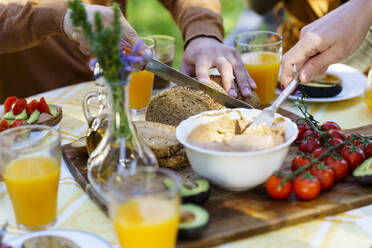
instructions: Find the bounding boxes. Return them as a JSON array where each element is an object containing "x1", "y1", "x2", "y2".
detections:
[{"x1": 127, "y1": 0, "x2": 245, "y2": 68}]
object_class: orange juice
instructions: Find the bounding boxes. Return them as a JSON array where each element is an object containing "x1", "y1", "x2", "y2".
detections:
[
  {"x1": 241, "y1": 51, "x2": 280, "y2": 104},
  {"x1": 129, "y1": 70, "x2": 155, "y2": 109},
  {"x1": 364, "y1": 88, "x2": 372, "y2": 111},
  {"x1": 114, "y1": 197, "x2": 179, "y2": 248},
  {"x1": 3, "y1": 157, "x2": 60, "y2": 227}
]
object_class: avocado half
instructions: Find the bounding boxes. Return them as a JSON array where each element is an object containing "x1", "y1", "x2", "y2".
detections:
[
  {"x1": 179, "y1": 203, "x2": 210, "y2": 239},
  {"x1": 164, "y1": 178, "x2": 211, "y2": 205},
  {"x1": 353, "y1": 157, "x2": 372, "y2": 185},
  {"x1": 299, "y1": 73, "x2": 342, "y2": 98}
]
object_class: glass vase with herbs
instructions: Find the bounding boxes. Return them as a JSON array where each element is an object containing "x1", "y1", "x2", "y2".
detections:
[{"x1": 68, "y1": 0, "x2": 157, "y2": 201}]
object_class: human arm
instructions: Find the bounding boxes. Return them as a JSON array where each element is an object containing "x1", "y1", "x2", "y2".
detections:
[
  {"x1": 280, "y1": 0, "x2": 372, "y2": 87},
  {"x1": 159, "y1": 0, "x2": 256, "y2": 97}
]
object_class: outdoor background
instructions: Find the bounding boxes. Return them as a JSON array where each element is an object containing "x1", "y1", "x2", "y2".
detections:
[{"x1": 127, "y1": 0, "x2": 245, "y2": 68}]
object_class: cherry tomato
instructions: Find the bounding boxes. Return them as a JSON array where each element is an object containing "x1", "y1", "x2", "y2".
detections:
[
  {"x1": 0, "y1": 120, "x2": 9, "y2": 132},
  {"x1": 291, "y1": 155, "x2": 311, "y2": 171},
  {"x1": 266, "y1": 175, "x2": 293, "y2": 200},
  {"x1": 3, "y1": 96, "x2": 18, "y2": 112},
  {"x1": 310, "y1": 164, "x2": 335, "y2": 190},
  {"x1": 328, "y1": 137, "x2": 344, "y2": 151},
  {"x1": 312, "y1": 147, "x2": 328, "y2": 161},
  {"x1": 324, "y1": 156, "x2": 349, "y2": 181},
  {"x1": 327, "y1": 129, "x2": 345, "y2": 141},
  {"x1": 10, "y1": 119, "x2": 23, "y2": 128},
  {"x1": 26, "y1": 99, "x2": 39, "y2": 115},
  {"x1": 37, "y1": 97, "x2": 50, "y2": 113},
  {"x1": 299, "y1": 138, "x2": 321, "y2": 153},
  {"x1": 12, "y1": 98, "x2": 27, "y2": 115},
  {"x1": 302, "y1": 129, "x2": 320, "y2": 140},
  {"x1": 293, "y1": 174, "x2": 321, "y2": 200},
  {"x1": 321, "y1": 121, "x2": 341, "y2": 131},
  {"x1": 341, "y1": 146, "x2": 365, "y2": 171},
  {"x1": 296, "y1": 123, "x2": 309, "y2": 143},
  {"x1": 359, "y1": 141, "x2": 372, "y2": 159}
]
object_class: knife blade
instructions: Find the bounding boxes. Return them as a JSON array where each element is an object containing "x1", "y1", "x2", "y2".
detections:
[{"x1": 145, "y1": 59, "x2": 254, "y2": 109}]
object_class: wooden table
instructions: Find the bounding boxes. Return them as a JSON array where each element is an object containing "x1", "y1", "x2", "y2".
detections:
[{"x1": 1, "y1": 81, "x2": 372, "y2": 248}]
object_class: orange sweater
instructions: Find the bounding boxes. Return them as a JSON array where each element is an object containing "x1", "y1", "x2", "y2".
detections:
[{"x1": 0, "y1": 0, "x2": 224, "y2": 101}]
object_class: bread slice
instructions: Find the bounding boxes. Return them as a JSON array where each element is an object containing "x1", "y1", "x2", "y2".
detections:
[
  {"x1": 134, "y1": 121, "x2": 182, "y2": 158},
  {"x1": 145, "y1": 87, "x2": 225, "y2": 126},
  {"x1": 209, "y1": 75, "x2": 261, "y2": 108},
  {"x1": 158, "y1": 148, "x2": 189, "y2": 169}
]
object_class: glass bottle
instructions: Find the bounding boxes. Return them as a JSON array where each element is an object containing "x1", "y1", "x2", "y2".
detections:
[{"x1": 87, "y1": 75, "x2": 157, "y2": 202}]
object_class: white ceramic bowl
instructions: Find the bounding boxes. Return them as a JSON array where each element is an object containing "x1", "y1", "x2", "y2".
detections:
[{"x1": 176, "y1": 108, "x2": 298, "y2": 191}]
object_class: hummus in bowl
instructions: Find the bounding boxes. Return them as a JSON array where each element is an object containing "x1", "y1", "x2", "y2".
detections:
[{"x1": 176, "y1": 108, "x2": 298, "y2": 191}]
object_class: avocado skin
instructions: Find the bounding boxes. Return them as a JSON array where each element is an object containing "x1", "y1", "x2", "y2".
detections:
[
  {"x1": 354, "y1": 175, "x2": 372, "y2": 185},
  {"x1": 299, "y1": 83, "x2": 342, "y2": 98},
  {"x1": 179, "y1": 204, "x2": 210, "y2": 239},
  {"x1": 164, "y1": 178, "x2": 211, "y2": 205},
  {"x1": 352, "y1": 157, "x2": 372, "y2": 185},
  {"x1": 183, "y1": 186, "x2": 211, "y2": 206}
]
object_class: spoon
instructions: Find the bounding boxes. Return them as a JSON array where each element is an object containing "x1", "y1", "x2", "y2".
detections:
[{"x1": 253, "y1": 74, "x2": 299, "y2": 126}]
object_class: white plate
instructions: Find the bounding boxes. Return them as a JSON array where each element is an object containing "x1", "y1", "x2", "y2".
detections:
[
  {"x1": 5, "y1": 229, "x2": 113, "y2": 248},
  {"x1": 276, "y1": 63, "x2": 366, "y2": 102}
]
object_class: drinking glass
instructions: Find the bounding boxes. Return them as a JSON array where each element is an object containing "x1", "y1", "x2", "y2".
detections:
[
  {"x1": 129, "y1": 37, "x2": 156, "y2": 114},
  {"x1": 363, "y1": 68, "x2": 372, "y2": 111},
  {"x1": 235, "y1": 31, "x2": 282, "y2": 105},
  {"x1": 108, "y1": 167, "x2": 181, "y2": 248},
  {"x1": 0, "y1": 125, "x2": 61, "y2": 230},
  {"x1": 149, "y1": 35, "x2": 176, "y2": 89}
]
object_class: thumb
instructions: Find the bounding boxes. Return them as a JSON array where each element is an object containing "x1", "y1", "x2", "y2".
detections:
[{"x1": 298, "y1": 48, "x2": 341, "y2": 83}]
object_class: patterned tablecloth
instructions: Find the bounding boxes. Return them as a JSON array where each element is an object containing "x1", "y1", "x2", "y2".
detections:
[{"x1": 2, "y1": 81, "x2": 372, "y2": 248}]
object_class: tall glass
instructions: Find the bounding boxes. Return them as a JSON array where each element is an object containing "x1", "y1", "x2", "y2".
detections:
[
  {"x1": 363, "y1": 68, "x2": 372, "y2": 111},
  {"x1": 149, "y1": 35, "x2": 176, "y2": 89},
  {"x1": 129, "y1": 37, "x2": 156, "y2": 113},
  {"x1": 109, "y1": 167, "x2": 181, "y2": 248},
  {"x1": 235, "y1": 31, "x2": 282, "y2": 105},
  {"x1": 0, "y1": 125, "x2": 61, "y2": 230}
]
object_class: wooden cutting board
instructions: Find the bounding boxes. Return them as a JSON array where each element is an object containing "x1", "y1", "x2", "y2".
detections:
[{"x1": 62, "y1": 108, "x2": 372, "y2": 248}]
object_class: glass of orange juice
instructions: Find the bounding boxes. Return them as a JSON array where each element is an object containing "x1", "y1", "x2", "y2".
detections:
[
  {"x1": 108, "y1": 167, "x2": 181, "y2": 248},
  {"x1": 129, "y1": 37, "x2": 156, "y2": 114},
  {"x1": 0, "y1": 125, "x2": 61, "y2": 230},
  {"x1": 235, "y1": 31, "x2": 282, "y2": 105},
  {"x1": 363, "y1": 68, "x2": 372, "y2": 111}
]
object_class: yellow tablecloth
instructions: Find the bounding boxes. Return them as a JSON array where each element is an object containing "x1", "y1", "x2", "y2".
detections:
[{"x1": 1, "y1": 81, "x2": 372, "y2": 248}]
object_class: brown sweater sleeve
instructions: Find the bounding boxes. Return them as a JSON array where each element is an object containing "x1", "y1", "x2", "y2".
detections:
[
  {"x1": 0, "y1": 0, "x2": 67, "y2": 54},
  {"x1": 159, "y1": 0, "x2": 225, "y2": 47}
]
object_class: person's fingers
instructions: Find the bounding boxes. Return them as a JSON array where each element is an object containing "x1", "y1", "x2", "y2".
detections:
[
  {"x1": 227, "y1": 54, "x2": 253, "y2": 98},
  {"x1": 119, "y1": 15, "x2": 141, "y2": 47},
  {"x1": 180, "y1": 60, "x2": 195, "y2": 77},
  {"x1": 298, "y1": 47, "x2": 342, "y2": 83},
  {"x1": 195, "y1": 57, "x2": 211, "y2": 83},
  {"x1": 214, "y1": 57, "x2": 236, "y2": 97},
  {"x1": 280, "y1": 39, "x2": 320, "y2": 87}
]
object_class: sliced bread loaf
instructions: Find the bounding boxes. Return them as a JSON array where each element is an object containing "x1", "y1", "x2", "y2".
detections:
[
  {"x1": 134, "y1": 121, "x2": 189, "y2": 169},
  {"x1": 145, "y1": 87, "x2": 225, "y2": 126}
]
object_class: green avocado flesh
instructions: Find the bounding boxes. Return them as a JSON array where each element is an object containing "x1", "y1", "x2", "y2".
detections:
[
  {"x1": 4, "y1": 111, "x2": 16, "y2": 120},
  {"x1": 164, "y1": 178, "x2": 210, "y2": 197},
  {"x1": 27, "y1": 110, "x2": 40, "y2": 124},
  {"x1": 179, "y1": 204, "x2": 209, "y2": 229},
  {"x1": 49, "y1": 105, "x2": 58, "y2": 117},
  {"x1": 353, "y1": 158, "x2": 372, "y2": 176},
  {"x1": 15, "y1": 109, "x2": 28, "y2": 120}
]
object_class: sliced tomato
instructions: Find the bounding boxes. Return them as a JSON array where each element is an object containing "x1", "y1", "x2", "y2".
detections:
[
  {"x1": 26, "y1": 99, "x2": 39, "y2": 115},
  {"x1": 4, "y1": 96, "x2": 18, "y2": 112},
  {"x1": 0, "y1": 120, "x2": 9, "y2": 132},
  {"x1": 12, "y1": 98, "x2": 27, "y2": 115},
  {"x1": 37, "y1": 97, "x2": 50, "y2": 113},
  {"x1": 10, "y1": 119, "x2": 23, "y2": 128}
]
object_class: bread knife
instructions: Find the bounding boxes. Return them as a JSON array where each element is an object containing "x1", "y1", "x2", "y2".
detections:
[{"x1": 145, "y1": 59, "x2": 254, "y2": 109}]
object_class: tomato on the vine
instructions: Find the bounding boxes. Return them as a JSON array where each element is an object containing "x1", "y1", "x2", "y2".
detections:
[
  {"x1": 291, "y1": 155, "x2": 311, "y2": 171},
  {"x1": 312, "y1": 147, "x2": 328, "y2": 161},
  {"x1": 327, "y1": 129, "x2": 345, "y2": 141},
  {"x1": 310, "y1": 163, "x2": 335, "y2": 190},
  {"x1": 10, "y1": 119, "x2": 23, "y2": 128},
  {"x1": 360, "y1": 141, "x2": 372, "y2": 159},
  {"x1": 266, "y1": 175, "x2": 293, "y2": 200},
  {"x1": 4, "y1": 96, "x2": 18, "y2": 112},
  {"x1": 321, "y1": 121, "x2": 341, "y2": 131},
  {"x1": 328, "y1": 137, "x2": 344, "y2": 151},
  {"x1": 324, "y1": 156, "x2": 349, "y2": 181},
  {"x1": 341, "y1": 145, "x2": 365, "y2": 171},
  {"x1": 293, "y1": 173, "x2": 321, "y2": 200},
  {"x1": 299, "y1": 138, "x2": 321, "y2": 153},
  {"x1": 296, "y1": 123, "x2": 309, "y2": 143}
]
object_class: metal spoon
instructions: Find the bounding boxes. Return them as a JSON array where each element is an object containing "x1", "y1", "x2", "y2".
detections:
[
  {"x1": 0, "y1": 221, "x2": 8, "y2": 244},
  {"x1": 253, "y1": 74, "x2": 299, "y2": 126}
]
